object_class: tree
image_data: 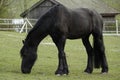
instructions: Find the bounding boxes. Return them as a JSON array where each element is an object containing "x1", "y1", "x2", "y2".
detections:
[
  {"x1": 0, "y1": 0, "x2": 9, "y2": 18},
  {"x1": 0, "y1": 0, "x2": 14, "y2": 18},
  {"x1": 0, "y1": 0, "x2": 11, "y2": 9},
  {"x1": 0, "y1": 0, "x2": 6, "y2": 9},
  {"x1": 23, "y1": 0, "x2": 27, "y2": 11}
]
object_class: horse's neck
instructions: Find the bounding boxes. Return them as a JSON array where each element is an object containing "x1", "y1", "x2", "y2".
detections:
[
  {"x1": 24, "y1": 6, "x2": 57, "y2": 47},
  {"x1": 25, "y1": 30, "x2": 47, "y2": 48},
  {"x1": 24, "y1": 34, "x2": 37, "y2": 48}
]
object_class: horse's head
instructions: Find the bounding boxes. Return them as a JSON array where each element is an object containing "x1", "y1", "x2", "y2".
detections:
[{"x1": 20, "y1": 40, "x2": 37, "y2": 74}]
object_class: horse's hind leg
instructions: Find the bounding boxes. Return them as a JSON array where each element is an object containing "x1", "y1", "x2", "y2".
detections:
[
  {"x1": 93, "y1": 32, "x2": 108, "y2": 73},
  {"x1": 51, "y1": 35, "x2": 69, "y2": 75},
  {"x1": 82, "y1": 35, "x2": 94, "y2": 73}
]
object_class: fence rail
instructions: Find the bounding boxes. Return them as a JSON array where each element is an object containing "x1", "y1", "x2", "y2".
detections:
[
  {"x1": 0, "y1": 18, "x2": 36, "y2": 32},
  {"x1": 0, "y1": 18, "x2": 120, "y2": 36},
  {"x1": 103, "y1": 20, "x2": 120, "y2": 36}
]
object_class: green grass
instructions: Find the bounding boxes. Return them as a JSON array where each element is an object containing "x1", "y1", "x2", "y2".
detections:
[{"x1": 0, "y1": 31, "x2": 120, "y2": 80}]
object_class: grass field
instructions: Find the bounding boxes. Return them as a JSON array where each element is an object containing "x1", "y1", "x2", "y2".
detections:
[{"x1": 0, "y1": 31, "x2": 120, "y2": 80}]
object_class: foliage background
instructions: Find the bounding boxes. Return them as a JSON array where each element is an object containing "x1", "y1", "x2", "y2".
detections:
[{"x1": 0, "y1": 0, "x2": 120, "y2": 18}]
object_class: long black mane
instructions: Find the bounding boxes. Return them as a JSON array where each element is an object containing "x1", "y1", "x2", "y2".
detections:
[{"x1": 24, "y1": 5, "x2": 59, "y2": 42}]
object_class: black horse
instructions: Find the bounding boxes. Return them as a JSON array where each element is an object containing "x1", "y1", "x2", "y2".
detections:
[{"x1": 20, "y1": 4, "x2": 108, "y2": 75}]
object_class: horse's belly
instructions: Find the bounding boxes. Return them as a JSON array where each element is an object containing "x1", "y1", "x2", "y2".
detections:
[
  {"x1": 67, "y1": 35, "x2": 82, "y2": 39},
  {"x1": 67, "y1": 27, "x2": 91, "y2": 39},
  {"x1": 67, "y1": 33, "x2": 85, "y2": 39}
]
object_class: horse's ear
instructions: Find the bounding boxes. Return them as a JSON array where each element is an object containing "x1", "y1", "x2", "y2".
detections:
[{"x1": 22, "y1": 40, "x2": 25, "y2": 44}]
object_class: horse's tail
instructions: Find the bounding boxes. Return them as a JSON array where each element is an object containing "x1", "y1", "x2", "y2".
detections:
[
  {"x1": 91, "y1": 10, "x2": 104, "y2": 68},
  {"x1": 93, "y1": 37, "x2": 101, "y2": 68}
]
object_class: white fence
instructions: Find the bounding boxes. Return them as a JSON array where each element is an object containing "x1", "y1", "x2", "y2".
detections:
[
  {"x1": 0, "y1": 18, "x2": 36, "y2": 33},
  {"x1": 0, "y1": 18, "x2": 120, "y2": 35},
  {"x1": 103, "y1": 20, "x2": 120, "y2": 36},
  {"x1": 0, "y1": 18, "x2": 24, "y2": 32}
]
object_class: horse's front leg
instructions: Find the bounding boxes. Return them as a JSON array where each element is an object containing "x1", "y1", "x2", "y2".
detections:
[
  {"x1": 51, "y1": 35, "x2": 69, "y2": 75},
  {"x1": 82, "y1": 37, "x2": 94, "y2": 73},
  {"x1": 55, "y1": 50, "x2": 69, "y2": 75}
]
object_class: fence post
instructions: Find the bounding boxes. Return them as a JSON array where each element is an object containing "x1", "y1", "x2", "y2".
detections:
[
  {"x1": 116, "y1": 20, "x2": 119, "y2": 35},
  {"x1": 19, "y1": 18, "x2": 33, "y2": 33},
  {"x1": 25, "y1": 21, "x2": 28, "y2": 33},
  {"x1": 20, "y1": 21, "x2": 26, "y2": 33}
]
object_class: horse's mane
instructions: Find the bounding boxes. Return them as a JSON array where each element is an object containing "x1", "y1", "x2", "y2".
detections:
[
  {"x1": 31, "y1": 5, "x2": 59, "y2": 32},
  {"x1": 24, "y1": 4, "x2": 60, "y2": 41}
]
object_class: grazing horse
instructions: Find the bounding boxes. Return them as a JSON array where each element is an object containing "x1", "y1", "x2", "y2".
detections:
[{"x1": 20, "y1": 4, "x2": 108, "y2": 75}]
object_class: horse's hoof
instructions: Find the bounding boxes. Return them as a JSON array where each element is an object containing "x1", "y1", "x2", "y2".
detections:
[
  {"x1": 56, "y1": 74, "x2": 62, "y2": 76},
  {"x1": 84, "y1": 69, "x2": 92, "y2": 74},
  {"x1": 84, "y1": 71, "x2": 91, "y2": 74},
  {"x1": 63, "y1": 74, "x2": 68, "y2": 76},
  {"x1": 21, "y1": 69, "x2": 31, "y2": 74},
  {"x1": 55, "y1": 69, "x2": 69, "y2": 76},
  {"x1": 55, "y1": 73, "x2": 68, "y2": 76},
  {"x1": 101, "y1": 72, "x2": 108, "y2": 74}
]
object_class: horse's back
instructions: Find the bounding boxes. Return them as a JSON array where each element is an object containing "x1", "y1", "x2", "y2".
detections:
[{"x1": 67, "y1": 8, "x2": 102, "y2": 39}]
